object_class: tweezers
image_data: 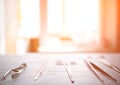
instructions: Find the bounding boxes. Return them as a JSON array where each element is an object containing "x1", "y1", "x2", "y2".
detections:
[
  {"x1": 99, "y1": 59, "x2": 120, "y2": 73},
  {"x1": 84, "y1": 59, "x2": 104, "y2": 84},
  {"x1": 88, "y1": 59, "x2": 117, "y2": 83}
]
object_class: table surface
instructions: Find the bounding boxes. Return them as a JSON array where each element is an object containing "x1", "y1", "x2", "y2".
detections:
[{"x1": 0, "y1": 53, "x2": 120, "y2": 85}]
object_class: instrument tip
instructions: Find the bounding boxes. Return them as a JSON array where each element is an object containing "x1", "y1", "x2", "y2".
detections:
[{"x1": 71, "y1": 80, "x2": 74, "y2": 83}]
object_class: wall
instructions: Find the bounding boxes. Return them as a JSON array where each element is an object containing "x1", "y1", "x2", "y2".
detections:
[
  {"x1": 5, "y1": 0, "x2": 19, "y2": 54},
  {"x1": 117, "y1": 0, "x2": 120, "y2": 52},
  {"x1": 40, "y1": 0, "x2": 47, "y2": 46},
  {"x1": 0, "y1": 0, "x2": 6, "y2": 54},
  {"x1": 101, "y1": 0, "x2": 117, "y2": 52}
]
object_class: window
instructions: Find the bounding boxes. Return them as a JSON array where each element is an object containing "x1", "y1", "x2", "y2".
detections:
[
  {"x1": 47, "y1": 0, "x2": 100, "y2": 47},
  {"x1": 18, "y1": 0, "x2": 40, "y2": 38},
  {"x1": 16, "y1": 0, "x2": 40, "y2": 54},
  {"x1": 48, "y1": 0, "x2": 100, "y2": 33},
  {"x1": 17, "y1": 0, "x2": 101, "y2": 53}
]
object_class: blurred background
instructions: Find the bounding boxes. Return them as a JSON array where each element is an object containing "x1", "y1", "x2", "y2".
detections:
[{"x1": 0, "y1": 0, "x2": 120, "y2": 54}]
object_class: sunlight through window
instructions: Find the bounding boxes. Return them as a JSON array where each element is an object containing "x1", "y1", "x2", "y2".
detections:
[
  {"x1": 17, "y1": 0, "x2": 40, "y2": 54},
  {"x1": 47, "y1": 0, "x2": 100, "y2": 45},
  {"x1": 18, "y1": 0, "x2": 40, "y2": 38}
]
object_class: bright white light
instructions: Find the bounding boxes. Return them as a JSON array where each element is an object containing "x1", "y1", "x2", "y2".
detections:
[
  {"x1": 18, "y1": 0, "x2": 40, "y2": 38},
  {"x1": 47, "y1": 0, "x2": 63, "y2": 33},
  {"x1": 65, "y1": 0, "x2": 99, "y2": 32},
  {"x1": 17, "y1": 0, "x2": 40, "y2": 54},
  {"x1": 47, "y1": 0, "x2": 100, "y2": 46},
  {"x1": 47, "y1": 0, "x2": 99, "y2": 33}
]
